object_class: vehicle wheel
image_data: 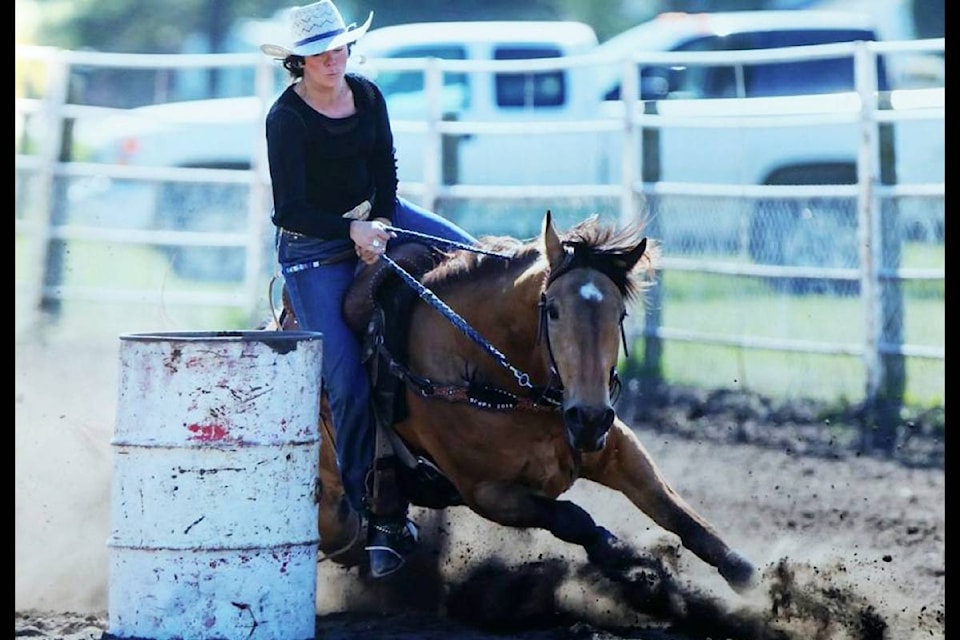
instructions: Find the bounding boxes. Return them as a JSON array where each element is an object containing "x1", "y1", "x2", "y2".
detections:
[{"x1": 749, "y1": 197, "x2": 858, "y2": 295}]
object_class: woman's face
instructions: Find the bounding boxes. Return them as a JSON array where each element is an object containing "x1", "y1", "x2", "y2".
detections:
[{"x1": 303, "y1": 46, "x2": 349, "y2": 85}]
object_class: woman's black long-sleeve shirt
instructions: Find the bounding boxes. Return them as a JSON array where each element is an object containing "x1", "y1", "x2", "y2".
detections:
[{"x1": 265, "y1": 72, "x2": 398, "y2": 240}]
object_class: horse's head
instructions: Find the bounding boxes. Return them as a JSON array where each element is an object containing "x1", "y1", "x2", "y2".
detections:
[{"x1": 539, "y1": 211, "x2": 651, "y2": 452}]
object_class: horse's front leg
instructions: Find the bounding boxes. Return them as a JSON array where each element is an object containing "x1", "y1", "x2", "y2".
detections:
[
  {"x1": 581, "y1": 418, "x2": 757, "y2": 593},
  {"x1": 467, "y1": 480, "x2": 676, "y2": 602}
]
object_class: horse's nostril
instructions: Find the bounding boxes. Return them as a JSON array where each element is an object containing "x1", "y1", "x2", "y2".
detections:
[
  {"x1": 563, "y1": 407, "x2": 583, "y2": 429},
  {"x1": 586, "y1": 407, "x2": 614, "y2": 431},
  {"x1": 601, "y1": 407, "x2": 614, "y2": 431},
  {"x1": 565, "y1": 406, "x2": 615, "y2": 448}
]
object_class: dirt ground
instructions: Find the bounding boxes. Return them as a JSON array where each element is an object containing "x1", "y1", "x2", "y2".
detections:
[{"x1": 15, "y1": 340, "x2": 944, "y2": 640}]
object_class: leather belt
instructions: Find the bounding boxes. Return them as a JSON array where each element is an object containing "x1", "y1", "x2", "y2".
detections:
[{"x1": 283, "y1": 247, "x2": 357, "y2": 273}]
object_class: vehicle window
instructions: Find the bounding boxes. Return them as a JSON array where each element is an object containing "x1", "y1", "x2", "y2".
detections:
[
  {"x1": 670, "y1": 35, "x2": 736, "y2": 99},
  {"x1": 743, "y1": 29, "x2": 887, "y2": 95},
  {"x1": 374, "y1": 45, "x2": 468, "y2": 99},
  {"x1": 604, "y1": 27, "x2": 887, "y2": 101},
  {"x1": 606, "y1": 36, "x2": 733, "y2": 100},
  {"x1": 493, "y1": 46, "x2": 566, "y2": 108},
  {"x1": 744, "y1": 57, "x2": 854, "y2": 96}
]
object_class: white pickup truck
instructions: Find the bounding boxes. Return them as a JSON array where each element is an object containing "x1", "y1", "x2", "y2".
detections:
[
  {"x1": 588, "y1": 10, "x2": 944, "y2": 284},
  {"x1": 73, "y1": 10, "x2": 943, "y2": 282}
]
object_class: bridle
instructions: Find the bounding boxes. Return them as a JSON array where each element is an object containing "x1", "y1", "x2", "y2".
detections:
[{"x1": 536, "y1": 243, "x2": 628, "y2": 407}]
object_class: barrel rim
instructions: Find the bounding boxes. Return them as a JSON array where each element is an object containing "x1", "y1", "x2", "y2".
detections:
[{"x1": 119, "y1": 330, "x2": 323, "y2": 342}]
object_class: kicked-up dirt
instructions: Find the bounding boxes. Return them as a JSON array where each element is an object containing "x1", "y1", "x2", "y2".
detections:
[{"x1": 15, "y1": 342, "x2": 944, "y2": 639}]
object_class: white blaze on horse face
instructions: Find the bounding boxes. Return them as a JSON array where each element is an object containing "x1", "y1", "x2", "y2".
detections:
[{"x1": 579, "y1": 280, "x2": 604, "y2": 302}]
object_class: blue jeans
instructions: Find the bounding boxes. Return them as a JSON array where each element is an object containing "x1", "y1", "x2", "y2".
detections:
[{"x1": 277, "y1": 197, "x2": 476, "y2": 513}]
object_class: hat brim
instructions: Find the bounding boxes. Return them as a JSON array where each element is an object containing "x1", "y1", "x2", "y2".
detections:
[{"x1": 260, "y1": 11, "x2": 373, "y2": 58}]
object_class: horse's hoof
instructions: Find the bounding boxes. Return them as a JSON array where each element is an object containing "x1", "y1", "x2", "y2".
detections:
[
  {"x1": 585, "y1": 527, "x2": 622, "y2": 569},
  {"x1": 719, "y1": 550, "x2": 758, "y2": 594}
]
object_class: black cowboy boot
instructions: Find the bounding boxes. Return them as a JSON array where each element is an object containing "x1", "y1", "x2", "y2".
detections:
[{"x1": 364, "y1": 456, "x2": 419, "y2": 578}]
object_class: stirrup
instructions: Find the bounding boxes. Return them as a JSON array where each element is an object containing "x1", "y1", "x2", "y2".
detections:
[{"x1": 364, "y1": 516, "x2": 419, "y2": 579}]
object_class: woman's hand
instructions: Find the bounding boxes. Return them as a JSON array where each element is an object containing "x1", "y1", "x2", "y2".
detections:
[{"x1": 350, "y1": 219, "x2": 394, "y2": 264}]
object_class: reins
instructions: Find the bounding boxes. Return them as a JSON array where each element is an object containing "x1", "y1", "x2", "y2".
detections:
[
  {"x1": 382, "y1": 226, "x2": 627, "y2": 408},
  {"x1": 381, "y1": 253, "x2": 556, "y2": 403},
  {"x1": 384, "y1": 225, "x2": 512, "y2": 259}
]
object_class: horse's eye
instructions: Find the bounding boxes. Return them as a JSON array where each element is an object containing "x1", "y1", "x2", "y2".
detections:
[{"x1": 547, "y1": 303, "x2": 560, "y2": 320}]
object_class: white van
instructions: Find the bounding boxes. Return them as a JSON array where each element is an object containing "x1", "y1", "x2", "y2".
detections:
[
  {"x1": 350, "y1": 21, "x2": 601, "y2": 186},
  {"x1": 77, "y1": 20, "x2": 602, "y2": 186}
]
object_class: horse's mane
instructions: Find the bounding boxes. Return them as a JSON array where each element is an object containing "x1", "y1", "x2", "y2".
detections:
[
  {"x1": 561, "y1": 216, "x2": 657, "y2": 303},
  {"x1": 422, "y1": 234, "x2": 535, "y2": 288},
  {"x1": 425, "y1": 215, "x2": 658, "y2": 304}
]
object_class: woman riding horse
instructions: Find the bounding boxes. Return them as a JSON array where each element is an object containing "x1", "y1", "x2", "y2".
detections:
[{"x1": 282, "y1": 211, "x2": 758, "y2": 597}]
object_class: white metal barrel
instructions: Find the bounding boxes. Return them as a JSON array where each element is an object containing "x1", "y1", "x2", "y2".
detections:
[{"x1": 106, "y1": 330, "x2": 323, "y2": 640}]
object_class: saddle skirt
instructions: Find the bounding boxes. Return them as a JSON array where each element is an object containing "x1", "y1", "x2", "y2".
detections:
[{"x1": 342, "y1": 242, "x2": 440, "y2": 337}]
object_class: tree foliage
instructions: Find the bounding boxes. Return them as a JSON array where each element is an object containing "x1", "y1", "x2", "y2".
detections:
[
  {"x1": 27, "y1": 0, "x2": 938, "y2": 54},
  {"x1": 30, "y1": 0, "x2": 288, "y2": 52},
  {"x1": 30, "y1": 0, "x2": 666, "y2": 52}
]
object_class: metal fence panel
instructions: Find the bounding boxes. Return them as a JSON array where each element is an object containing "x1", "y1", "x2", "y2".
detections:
[{"x1": 14, "y1": 40, "x2": 944, "y2": 407}]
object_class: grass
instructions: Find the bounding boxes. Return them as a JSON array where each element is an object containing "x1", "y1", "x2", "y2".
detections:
[
  {"x1": 619, "y1": 242, "x2": 944, "y2": 406},
  {"x1": 15, "y1": 237, "x2": 270, "y2": 343}
]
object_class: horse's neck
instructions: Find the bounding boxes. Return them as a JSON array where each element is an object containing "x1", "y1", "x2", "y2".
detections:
[{"x1": 415, "y1": 267, "x2": 548, "y2": 385}]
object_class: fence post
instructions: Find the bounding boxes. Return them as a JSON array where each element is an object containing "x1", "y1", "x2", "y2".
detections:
[
  {"x1": 637, "y1": 77, "x2": 664, "y2": 384},
  {"x1": 24, "y1": 50, "x2": 71, "y2": 329},
  {"x1": 856, "y1": 42, "x2": 905, "y2": 451},
  {"x1": 422, "y1": 57, "x2": 443, "y2": 212},
  {"x1": 619, "y1": 58, "x2": 638, "y2": 230},
  {"x1": 619, "y1": 58, "x2": 662, "y2": 384},
  {"x1": 245, "y1": 54, "x2": 276, "y2": 323}
]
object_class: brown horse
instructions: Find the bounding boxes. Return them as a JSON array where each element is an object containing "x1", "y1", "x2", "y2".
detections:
[{"x1": 278, "y1": 211, "x2": 757, "y2": 596}]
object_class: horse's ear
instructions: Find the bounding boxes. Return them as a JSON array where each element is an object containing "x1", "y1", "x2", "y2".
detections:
[
  {"x1": 542, "y1": 210, "x2": 565, "y2": 269},
  {"x1": 621, "y1": 237, "x2": 648, "y2": 272}
]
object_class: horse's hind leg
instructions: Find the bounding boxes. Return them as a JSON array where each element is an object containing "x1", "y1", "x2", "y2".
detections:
[{"x1": 582, "y1": 419, "x2": 757, "y2": 593}]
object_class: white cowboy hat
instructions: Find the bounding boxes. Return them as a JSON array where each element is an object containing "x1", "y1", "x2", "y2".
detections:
[{"x1": 259, "y1": 0, "x2": 373, "y2": 58}]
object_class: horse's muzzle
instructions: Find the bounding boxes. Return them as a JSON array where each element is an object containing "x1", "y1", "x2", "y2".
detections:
[{"x1": 564, "y1": 405, "x2": 615, "y2": 452}]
